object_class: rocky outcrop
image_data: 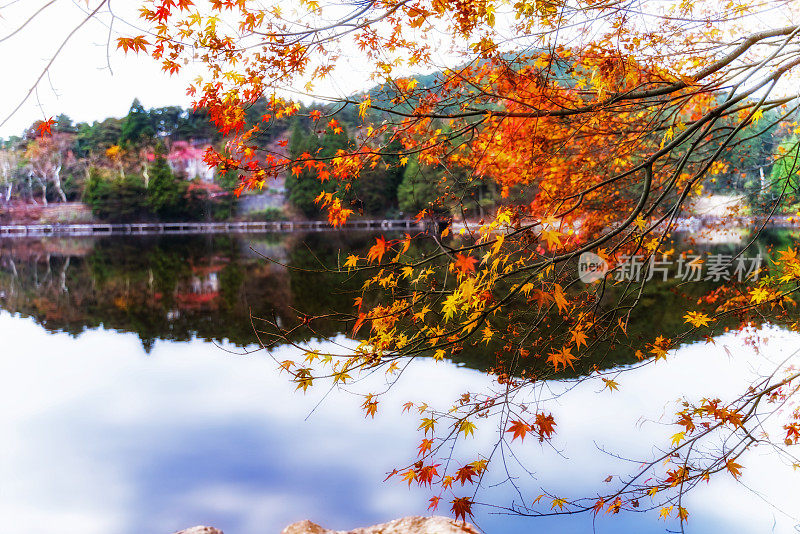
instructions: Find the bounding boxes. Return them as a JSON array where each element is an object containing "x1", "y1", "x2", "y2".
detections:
[
  {"x1": 175, "y1": 528, "x2": 224, "y2": 534},
  {"x1": 281, "y1": 516, "x2": 480, "y2": 534}
]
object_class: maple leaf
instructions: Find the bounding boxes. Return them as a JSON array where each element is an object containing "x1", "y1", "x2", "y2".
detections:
[
  {"x1": 352, "y1": 312, "x2": 367, "y2": 336},
  {"x1": 506, "y1": 420, "x2": 531, "y2": 441},
  {"x1": 454, "y1": 253, "x2": 477, "y2": 275},
  {"x1": 677, "y1": 506, "x2": 689, "y2": 522},
  {"x1": 36, "y1": 117, "x2": 55, "y2": 138},
  {"x1": 480, "y1": 326, "x2": 494, "y2": 344},
  {"x1": 293, "y1": 368, "x2": 313, "y2": 393},
  {"x1": 117, "y1": 35, "x2": 150, "y2": 54},
  {"x1": 361, "y1": 395, "x2": 378, "y2": 418},
  {"x1": 418, "y1": 417, "x2": 436, "y2": 435},
  {"x1": 418, "y1": 438, "x2": 434, "y2": 457},
  {"x1": 343, "y1": 254, "x2": 359, "y2": 270},
  {"x1": 428, "y1": 496, "x2": 440, "y2": 511},
  {"x1": 571, "y1": 329, "x2": 588, "y2": 349},
  {"x1": 553, "y1": 284, "x2": 568, "y2": 313},
  {"x1": 309, "y1": 109, "x2": 322, "y2": 121},
  {"x1": 367, "y1": 236, "x2": 388, "y2": 264},
  {"x1": 683, "y1": 311, "x2": 712, "y2": 327},
  {"x1": 459, "y1": 420, "x2": 477, "y2": 439},
  {"x1": 602, "y1": 378, "x2": 619, "y2": 392},
  {"x1": 749, "y1": 287, "x2": 770, "y2": 304},
  {"x1": 547, "y1": 347, "x2": 576, "y2": 371},
  {"x1": 541, "y1": 228, "x2": 563, "y2": 250},
  {"x1": 450, "y1": 497, "x2": 474, "y2": 522},
  {"x1": 454, "y1": 464, "x2": 478, "y2": 485},
  {"x1": 551, "y1": 497, "x2": 567, "y2": 510},
  {"x1": 417, "y1": 463, "x2": 439, "y2": 487},
  {"x1": 725, "y1": 459, "x2": 743, "y2": 479},
  {"x1": 535, "y1": 412, "x2": 557, "y2": 440}
]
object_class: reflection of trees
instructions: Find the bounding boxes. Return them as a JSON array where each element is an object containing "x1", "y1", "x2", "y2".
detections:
[
  {"x1": 1, "y1": 231, "x2": 789, "y2": 374},
  {"x1": 0, "y1": 235, "x2": 300, "y2": 349}
]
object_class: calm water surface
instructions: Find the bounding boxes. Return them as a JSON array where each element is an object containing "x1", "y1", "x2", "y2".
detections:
[{"x1": 1, "y1": 233, "x2": 799, "y2": 533}]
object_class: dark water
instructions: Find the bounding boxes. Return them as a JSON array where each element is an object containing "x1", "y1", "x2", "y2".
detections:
[{"x1": 0, "y1": 232, "x2": 798, "y2": 533}]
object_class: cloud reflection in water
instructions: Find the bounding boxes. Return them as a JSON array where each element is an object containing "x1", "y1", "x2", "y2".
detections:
[{"x1": 0, "y1": 312, "x2": 798, "y2": 533}]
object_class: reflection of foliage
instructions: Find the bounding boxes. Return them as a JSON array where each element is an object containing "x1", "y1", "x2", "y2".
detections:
[{"x1": 0, "y1": 234, "x2": 368, "y2": 348}]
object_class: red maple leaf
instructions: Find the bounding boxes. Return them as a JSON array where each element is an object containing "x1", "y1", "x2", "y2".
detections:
[
  {"x1": 454, "y1": 464, "x2": 477, "y2": 485},
  {"x1": 454, "y1": 253, "x2": 477, "y2": 275},
  {"x1": 535, "y1": 412, "x2": 557, "y2": 441},
  {"x1": 450, "y1": 497, "x2": 474, "y2": 522},
  {"x1": 36, "y1": 117, "x2": 55, "y2": 138}
]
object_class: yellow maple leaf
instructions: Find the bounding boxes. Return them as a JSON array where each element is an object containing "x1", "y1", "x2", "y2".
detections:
[
  {"x1": 683, "y1": 311, "x2": 712, "y2": 327},
  {"x1": 344, "y1": 254, "x2": 359, "y2": 270}
]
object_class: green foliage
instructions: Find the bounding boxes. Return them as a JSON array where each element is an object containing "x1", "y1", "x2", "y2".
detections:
[
  {"x1": 119, "y1": 99, "x2": 156, "y2": 146},
  {"x1": 146, "y1": 151, "x2": 187, "y2": 219},
  {"x1": 768, "y1": 136, "x2": 800, "y2": 212},
  {"x1": 350, "y1": 138, "x2": 405, "y2": 216},
  {"x1": 244, "y1": 206, "x2": 286, "y2": 221},
  {"x1": 84, "y1": 168, "x2": 149, "y2": 221},
  {"x1": 397, "y1": 157, "x2": 444, "y2": 214},
  {"x1": 75, "y1": 118, "x2": 124, "y2": 156}
]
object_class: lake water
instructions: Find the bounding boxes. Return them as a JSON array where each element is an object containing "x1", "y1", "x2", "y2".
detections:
[{"x1": 1, "y1": 233, "x2": 799, "y2": 533}]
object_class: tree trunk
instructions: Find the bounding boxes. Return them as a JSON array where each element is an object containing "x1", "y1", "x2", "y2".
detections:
[{"x1": 52, "y1": 163, "x2": 67, "y2": 202}]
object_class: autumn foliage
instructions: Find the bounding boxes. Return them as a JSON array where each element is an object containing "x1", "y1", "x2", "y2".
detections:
[{"x1": 107, "y1": 0, "x2": 800, "y2": 527}]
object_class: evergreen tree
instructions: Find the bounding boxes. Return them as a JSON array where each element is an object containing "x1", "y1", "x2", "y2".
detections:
[
  {"x1": 147, "y1": 145, "x2": 186, "y2": 220},
  {"x1": 119, "y1": 98, "x2": 155, "y2": 146},
  {"x1": 397, "y1": 156, "x2": 444, "y2": 214}
]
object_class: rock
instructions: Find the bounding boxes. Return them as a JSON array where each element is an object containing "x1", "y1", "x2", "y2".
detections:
[
  {"x1": 281, "y1": 520, "x2": 330, "y2": 534},
  {"x1": 175, "y1": 528, "x2": 224, "y2": 534},
  {"x1": 281, "y1": 516, "x2": 479, "y2": 534}
]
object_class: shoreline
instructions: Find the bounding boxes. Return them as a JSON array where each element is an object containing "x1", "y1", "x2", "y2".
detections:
[{"x1": 0, "y1": 219, "x2": 426, "y2": 238}]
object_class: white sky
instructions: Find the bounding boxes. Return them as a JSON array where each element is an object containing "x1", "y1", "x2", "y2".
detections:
[
  {"x1": 3, "y1": 0, "x2": 798, "y2": 141},
  {"x1": 0, "y1": 0, "x2": 197, "y2": 138}
]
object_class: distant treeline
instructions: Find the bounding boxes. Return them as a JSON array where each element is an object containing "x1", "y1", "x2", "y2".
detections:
[{"x1": 2, "y1": 85, "x2": 799, "y2": 223}]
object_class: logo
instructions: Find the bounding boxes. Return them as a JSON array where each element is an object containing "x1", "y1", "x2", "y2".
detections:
[{"x1": 578, "y1": 252, "x2": 608, "y2": 283}]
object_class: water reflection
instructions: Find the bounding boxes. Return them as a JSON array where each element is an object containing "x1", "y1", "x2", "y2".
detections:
[
  {"x1": 1, "y1": 231, "x2": 796, "y2": 375},
  {"x1": 1, "y1": 312, "x2": 798, "y2": 533}
]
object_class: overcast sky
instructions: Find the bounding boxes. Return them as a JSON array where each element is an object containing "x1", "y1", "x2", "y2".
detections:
[{"x1": 0, "y1": 0, "x2": 198, "y2": 138}]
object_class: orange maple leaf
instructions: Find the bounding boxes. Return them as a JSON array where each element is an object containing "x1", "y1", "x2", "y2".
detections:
[
  {"x1": 36, "y1": 117, "x2": 55, "y2": 138},
  {"x1": 367, "y1": 236, "x2": 388, "y2": 263},
  {"x1": 454, "y1": 253, "x2": 477, "y2": 275},
  {"x1": 725, "y1": 459, "x2": 743, "y2": 479},
  {"x1": 506, "y1": 420, "x2": 531, "y2": 442}
]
